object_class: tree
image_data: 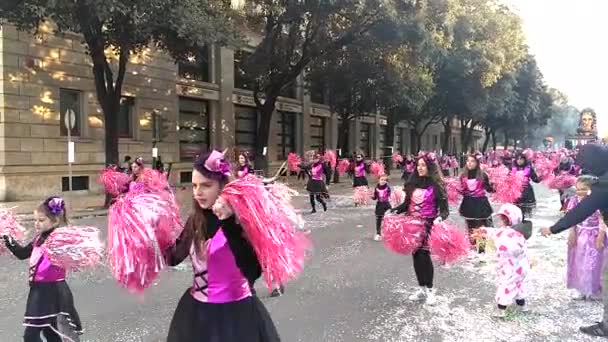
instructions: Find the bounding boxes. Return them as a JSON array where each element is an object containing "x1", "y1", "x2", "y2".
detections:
[
  {"x1": 242, "y1": 0, "x2": 403, "y2": 169},
  {"x1": 0, "y1": 0, "x2": 239, "y2": 166}
]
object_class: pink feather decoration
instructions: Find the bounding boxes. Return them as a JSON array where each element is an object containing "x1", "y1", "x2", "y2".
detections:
[
  {"x1": 108, "y1": 191, "x2": 182, "y2": 292},
  {"x1": 392, "y1": 153, "x2": 403, "y2": 164},
  {"x1": 547, "y1": 173, "x2": 577, "y2": 190},
  {"x1": 0, "y1": 208, "x2": 25, "y2": 255},
  {"x1": 370, "y1": 161, "x2": 385, "y2": 177},
  {"x1": 491, "y1": 172, "x2": 525, "y2": 204},
  {"x1": 443, "y1": 177, "x2": 462, "y2": 205},
  {"x1": 381, "y1": 215, "x2": 425, "y2": 255},
  {"x1": 534, "y1": 156, "x2": 557, "y2": 182},
  {"x1": 287, "y1": 153, "x2": 301, "y2": 172},
  {"x1": 324, "y1": 150, "x2": 337, "y2": 169},
  {"x1": 219, "y1": 175, "x2": 311, "y2": 291},
  {"x1": 98, "y1": 168, "x2": 130, "y2": 196},
  {"x1": 45, "y1": 226, "x2": 104, "y2": 271},
  {"x1": 389, "y1": 187, "x2": 405, "y2": 208},
  {"x1": 429, "y1": 221, "x2": 470, "y2": 264},
  {"x1": 338, "y1": 159, "x2": 350, "y2": 175},
  {"x1": 353, "y1": 186, "x2": 371, "y2": 206}
]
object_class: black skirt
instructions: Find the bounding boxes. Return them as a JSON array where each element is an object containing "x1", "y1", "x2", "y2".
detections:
[
  {"x1": 459, "y1": 196, "x2": 493, "y2": 220},
  {"x1": 306, "y1": 179, "x2": 327, "y2": 194},
  {"x1": 516, "y1": 184, "x2": 536, "y2": 207},
  {"x1": 353, "y1": 176, "x2": 368, "y2": 187},
  {"x1": 24, "y1": 281, "x2": 82, "y2": 340},
  {"x1": 167, "y1": 291, "x2": 281, "y2": 342},
  {"x1": 375, "y1": 201, "x2": 392, "y2": 216}
]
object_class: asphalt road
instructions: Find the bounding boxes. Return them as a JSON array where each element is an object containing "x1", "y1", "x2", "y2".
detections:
[{"x1": 0, "y1": 183, "x2": 605, "y2": 341}]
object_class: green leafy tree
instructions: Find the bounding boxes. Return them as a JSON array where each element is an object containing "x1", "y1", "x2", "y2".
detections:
[{"x1": 0, "y1": 0, "x2": 239, "y2": 165}]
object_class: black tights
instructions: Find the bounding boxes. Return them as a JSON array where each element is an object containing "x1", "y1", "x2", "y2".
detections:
[
  {"x1": 24, "y1": 326, "x2": 62, "y2": 342},
  {"x1": 309, "y1": 194, "x2": 327, "y2": 212},
  {"x1": 413, "y1": 249, "x2": 434, "y2": 288},
  {"x1": 375, "y1": 216, "x2": 383, "y2": 235}
]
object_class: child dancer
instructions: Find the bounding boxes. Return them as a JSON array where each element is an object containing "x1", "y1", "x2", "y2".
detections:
[
  {"x1": 392, "y1": 152, "x2": 449, "y2": 305},
  {"x1": 401, "y1": 155, "x2": 415, "y2": 182},
  {"x1": 236, "y1": 152, "x2": 254, "y2": 178},
  {"x1": 305, "y1": 153, "x2": 328, "y2": 213},
  {"x1": 372, "y1": 174, "x2": 391, "y2": 241},
  {"x1": 459, "y1": 154, "x2": 494, "y2": 249},
  {"x1": 476, "y1": 204, "x2": 531, "y2": 318},
  {"x1": 2, "y1": 196, "x2": 82, "y2": 342},
  {"x1": 352, "y1": 153, "x2": 370, "y2": 187},
  {"x1": 512, "y1": 153, "x2": 540, "y2": 218},
  {"x1": 566, "y1": 175, "x2": 606, "y2": 300}
]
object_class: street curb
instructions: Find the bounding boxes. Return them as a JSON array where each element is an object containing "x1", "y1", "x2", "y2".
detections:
[{"x1": 17, "y1": 209, "x2": 108, "y2": 222}]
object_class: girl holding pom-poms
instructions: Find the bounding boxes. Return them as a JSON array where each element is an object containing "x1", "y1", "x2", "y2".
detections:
[
  {"x1": 372, "y1": 174, "x2": 392, "y2": 241},
  {"x1": 391, "y1": 152, "x2": 449, "y2": 306},
  {"x1": 304, "y1": 153, "x2": 329, "y2": 213},
  {"x1": 2, "y1": 196, "x2": 83, "y2": 342},
  {"x1": 512, "y1": 152, "x2": 541, "y2": 218},
  {"x1": 164, "y1": 150, "x2": 281, "y2": 342},
  {"x1": 459, "y1": 153, "x2": 494, "y2": 249},
  {"x1": 236, "y1": 152, "x2": 254, "y2": 178}
]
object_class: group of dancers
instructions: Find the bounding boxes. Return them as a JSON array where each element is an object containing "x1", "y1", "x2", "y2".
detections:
[{"x1": 1, "y1": 144, "x2": 606, "y2": 341}]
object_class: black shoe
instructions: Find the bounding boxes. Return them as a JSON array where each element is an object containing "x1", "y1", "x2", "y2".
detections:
[
  {"x1": 580, "y1": 322, "x2": 608, "y2": 337},
  {"x1": 270, "y1": 287, "x2": 284, "y2": 297},
  {"x1": 311, "y1": 209, "x2": 317, "y2": 214},
  {"x1": 322, "y1": 204, "x2": 327, "y2": 212}
]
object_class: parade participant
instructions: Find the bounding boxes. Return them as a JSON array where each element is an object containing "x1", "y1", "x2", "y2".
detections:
[
  {"x1": 459, "y1": 154, "x2": 494, "y2": 249},
  {"x1": 566, "y1": 175, "x2": 606, "y2": 300},
  {"x1": 512, "y1": 153, "x2": 540, "y2": 218},
  {"x1": 392, "y1": 152, "x2": 449, "y2": 306},
  {"x1": 236, "y1": 152, "x2": 254, "y2": 178},
  {"x1": 540, "y1": 143, "x2": 608, "y2": 337},
  {"x1": 164, "y1": 151, "x2": 280, "y2": 342},
  {"x1": 372, "y1": 174, "x2": 391, "y2": 241},
  {"x1": 401, "y1": 155, "x2": 415, "y2": 182},
  {"x1": 440, "y1": 156, "x2": 451, "y2": 177},
  {"x1": 475, "y1": 204, "x2": 531, "y2": 318},
  {"x1": 130, "y1": 157, "x2": 145, "y2": 182},
  {"x1": 554, "y1": 155, "x2": 577, "y2": 210},
  {"x1": 2, "y1": 196, "x2": 83, "y2": 342},
  {"x1": 305, "y1": 153, "x2": 328, "y2": 213},
  {"x1": 352, "y1": 153, "x2": 370, "y2": 187}
]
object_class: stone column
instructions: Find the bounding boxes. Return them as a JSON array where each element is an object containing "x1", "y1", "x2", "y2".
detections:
[
  {"x1": 214, "y1": 46, "x2": 235, "y2": 149},
  {"x1": 349, "y1": 119, "x2": 361, "y2": 155}
]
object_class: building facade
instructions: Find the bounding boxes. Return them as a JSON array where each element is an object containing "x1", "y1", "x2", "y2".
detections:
[{"x1": 0, "y1": 24, "x2": 482, "y2": 201}]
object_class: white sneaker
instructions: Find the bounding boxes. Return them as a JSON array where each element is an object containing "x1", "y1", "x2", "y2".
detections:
[
  {"x1": 374, "y1": 234, "x2": 382, "y2": 241},
  {"x1": 425, "y1": 288, "x2": 437, "y2": 306},
  {"x1": 572, "y1": 292, "x2": 587, "y2": 301},
  {"x1": 408, "y1": 287, "x2": 426, "y2": 301},
  {"x1": 515, "y1": 304, "x2": 529, "y2": 313},
  {"x1": 492, "y1": 307, "x2": 507, "y2": 318}
]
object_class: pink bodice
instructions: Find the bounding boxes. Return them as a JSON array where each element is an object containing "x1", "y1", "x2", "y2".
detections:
[
  {"x1": 29, "y1": 240, "x2": 66, "y2": 283},
  {"x1": 461, "y1": 176, "x2": 485, "y2": 197},
  {"x1": 311, "y1": 163, "x2": 324, "y2": 181},
  {"x1": 408, "y1": 187, "x2": 438, "y2": 218},
  {"x1": 355, "y1": 163, "x2": 366, "y2": 178}
]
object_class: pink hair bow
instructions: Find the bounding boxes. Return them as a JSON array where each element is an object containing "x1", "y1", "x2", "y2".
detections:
[{"x1": 205, "y1": 150, "x2": 231, "y2": 176}]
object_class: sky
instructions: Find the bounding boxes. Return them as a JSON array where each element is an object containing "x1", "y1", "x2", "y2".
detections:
[{"x1": 505, "y1": 0, "x2": 608, "y2": 138}]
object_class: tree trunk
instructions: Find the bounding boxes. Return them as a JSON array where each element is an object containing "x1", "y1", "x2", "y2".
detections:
[
  {"x1": 503, "y1": 132, "x2": 510, "y2": 149},
  {"x1": 441, "y1": 118, "x2": 452, "y2": 154},
  {"x1": 254, "y1": 96, "x2": 277, "y2": 173},
  {"x1": 491, "y1": 130, "x2": 497, "y2": 150},
  {"x1": 482, "y1": 127, "x2": 491, "y2": 153},
  {"x1": 337, "y1": 116, "x2": 350, "y2": 156},
  {"x1": 415, "y1": 130, "x2": 423, "y2": 153}
]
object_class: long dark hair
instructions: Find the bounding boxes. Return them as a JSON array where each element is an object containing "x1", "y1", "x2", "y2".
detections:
[
  {"x1": 460, "y1": 154, "x2": 484, "y2": 182},
  {"x1": 186, "y1": 151, "x2": 231, "y2": 256},
  {"x1": 404, "y1": 155, "x2": 445, "y2": 199}
]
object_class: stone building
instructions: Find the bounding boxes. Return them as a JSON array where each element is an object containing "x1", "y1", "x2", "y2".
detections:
[{"x1": 0, "y1": 24, "x2": 482, "y2": 201}]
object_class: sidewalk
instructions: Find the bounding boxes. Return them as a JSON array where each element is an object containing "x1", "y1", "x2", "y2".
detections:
[{"x1": 0, "y1": 173, "x2": 404, "y2": 220}]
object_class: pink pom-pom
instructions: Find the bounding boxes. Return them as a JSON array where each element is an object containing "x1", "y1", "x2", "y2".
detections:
[
  {"x1": 444, "y1": 177, "x2": 462, "y2": 205},
  {"x1": 353, "y1": 186, "x2": 371, "y2": 206},
  {"x1": 491, "y1": 172, "x2": 525, "y2": 204},
  {"x1": 98, "y1": 168, "x2": 130, "y2": 196},
  {"x1": 287, "y1": 153, "x2": 301, "y2": 172},
  {"x1": 108, "y1": 191, "x2": 182, "y2": 292},
  {"x1": 265, "y1": 182, "x2": 305, "y2": 231},
  {"x1": 547, "y1": 173, "x2": 577, "y2": 190},
  {"x1": 389, "y1": 187, "x2": 405, "y2": 208},
  {"x1": 324, "y1": 150, "x2": 337, "y2": 169},
  {"x1": 449, "y1": 158, "x2": 459, "y2": 168},
  {"x1": 140, "y1": 169, "x2": 170, "y2": 192},
  {"x1": 392, "y1": 153, "x2": 403, "y2": 164},
  {"x1": 429, "y1": 221, "x2": 470, "y2": 264},
  {"x1": 523, "y1": 148, "x2": 535, "y2": 161},
  {"x1": 381, "y1": 215, "x2": 425, "y2": 255},
  {"x1": 45, "y1": 226, "x2": 104, "y2": 271},
  {"x1": 0, "y1": 208, "x2": 25, "y2": 255},
  {"x1": 534, "y1": 156, "x2": 557, "y2": 182},
  {"x1": 338, "y1": 159, "x2": 350, "y2": 175},
  {"x1": 220, "y1": 175, "x2": 311, "y2": 291},
  {"x1": 370, "y1": 161, "x2": 385, "y2": 177}
]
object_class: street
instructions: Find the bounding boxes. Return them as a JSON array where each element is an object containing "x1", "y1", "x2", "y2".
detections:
[{"x1": 0, "y1": 183, "x2": 604, "y2": 342}]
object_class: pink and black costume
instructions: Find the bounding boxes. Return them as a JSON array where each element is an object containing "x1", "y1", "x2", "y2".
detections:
[
  {"x1": 165, "y1": 212, "x2": 280, "y2": 342},
  {"x1": 393, "y1": 175, "x2": 449, "y2": 289},
  {"x1": 512, "y1": 155, "x2": 540, "y2": 217},
  {"x1": 372, "y1": 184, "x2": 392, "y2": 235},
  {"x1": 305, "y1": 161, "x2": 328, "y2": 213},
  {"x1": 237, "y1": 164, "x2": 254, "y2": 179},
  {"x1": 3, "y1": 228, "x2": 82, "y2": 342},
  {"x1": 459, "y1": 169, "x2": 494, "y2": 230},
  {"x1": 401, "y1": 158, "x2": 415, "y2": 182},
  {"x1": 352, "y1": 160, "x2": 370, "y2": 187}
]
